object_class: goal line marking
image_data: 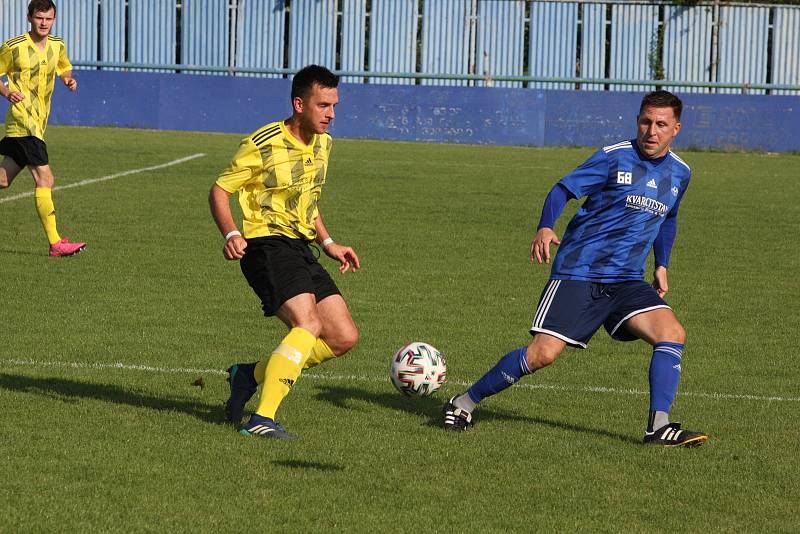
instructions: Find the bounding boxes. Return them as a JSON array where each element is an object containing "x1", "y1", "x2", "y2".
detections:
[
  {"x1": 0, "y1": 153, "x2": 206, "y2": 204},
  {"x1": 3, "y1": 358, "x2": 798, "y2": 404}
]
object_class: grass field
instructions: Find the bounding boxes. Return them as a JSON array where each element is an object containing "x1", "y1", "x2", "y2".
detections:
[{"x1": 1, "y1": 125, "x2": 798, "y2": 532}]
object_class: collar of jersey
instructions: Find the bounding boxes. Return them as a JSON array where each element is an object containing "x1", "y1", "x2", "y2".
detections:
[
  {"x1": 280, "y1": 121, "x2": 316, "y2": 149},
  {"x1": 25, "y1": 32, "x2": 48, "y2": 55}
]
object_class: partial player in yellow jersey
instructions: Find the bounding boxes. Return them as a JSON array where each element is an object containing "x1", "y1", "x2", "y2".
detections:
[
  {"x1": 209, "y1": 65, "x2": 360, "y2": 440},
  {"x1": 0, "y1": 0, "x2": 85, "y2": 257}
]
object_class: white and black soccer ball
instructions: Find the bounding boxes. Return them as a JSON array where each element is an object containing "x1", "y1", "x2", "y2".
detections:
[{"x1": 390, "y1": 341, "x2": 447, "y2": 397}]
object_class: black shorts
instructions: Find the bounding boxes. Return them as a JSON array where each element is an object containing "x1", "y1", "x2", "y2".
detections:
[
  {"x1": 529, "y1": 279, "x2": 671, "y2": 348},
  {"x1": 0, "y1": 136, "x2": 49, "y2": 167},
  {"x1": 240, "y1": 236, "x2": 341, "y2": 317}
]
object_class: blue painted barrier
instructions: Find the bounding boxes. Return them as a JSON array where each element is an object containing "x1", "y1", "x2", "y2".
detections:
[{"x1": 3, "y1": 70, "x2": 799, "y2": 152}]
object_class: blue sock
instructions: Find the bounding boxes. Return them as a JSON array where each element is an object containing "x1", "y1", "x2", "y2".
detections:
[
  {"x1": 648, "y1": 342, "x2": 684, "y2": 417},
  {"x1": 467, "y1": 347, "x2": 532, "y2": 404}
]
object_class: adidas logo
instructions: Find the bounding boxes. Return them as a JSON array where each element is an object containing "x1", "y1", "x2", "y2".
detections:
[
  {"x1": 279, "y1": 378, "x2": 295, "y2": 388},
  {"x1": 647, "y1": 179, "x2": 658, "y2": 188},
  {"x1": 501, "y1": 371, "x2": 516, "y2": 385},
  {"x1": 304, "y1": 157, "x2": 313, "y2": 166}
]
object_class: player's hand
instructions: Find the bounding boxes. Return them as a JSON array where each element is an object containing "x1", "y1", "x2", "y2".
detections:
[
  {"x1": 652, "y1": 266, "x2": 669, "y2": 298},
  {"x1": 531, "y1": 227, "x2": 561, "y2": 264},
  {"x1": 324, "y1": 243, "x2": 360, "y2": 273},
  {"x1": 223, "y1": 235, "x2": 247, "y2": 261},
  {"x1": 5, "y1": 91, "x2": 24, "y2": 103},
  {"x1": 63, "y1": 77, "x2": 77, "y2": 91}
]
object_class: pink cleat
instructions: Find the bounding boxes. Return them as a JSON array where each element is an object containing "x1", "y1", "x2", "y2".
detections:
[{"x1": 49, "y1": 238, "x2": 86, "y2": 257}]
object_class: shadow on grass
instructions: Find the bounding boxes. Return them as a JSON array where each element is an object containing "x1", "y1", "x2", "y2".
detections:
[
  {"x1": 313, "y1": 384, "x2": 639, "y2": 445},
  {"x1": 271, "y1": 459, "x2": 343, "y2": 471},
  {"x1": 0, "y1": 373, "x2": 223, "y2": 425}
]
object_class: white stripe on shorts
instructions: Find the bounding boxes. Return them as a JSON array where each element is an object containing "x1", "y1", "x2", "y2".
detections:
[
  {"x1": 532, "y1": 280, "x2": 561, "y2": 330},
  {"x1": 608, "y1": 305, "x2": 672, "y2": 337}
]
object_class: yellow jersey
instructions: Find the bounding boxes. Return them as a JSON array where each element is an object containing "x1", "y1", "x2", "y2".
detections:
[
  {"x1": 0, "y1": 33, "x2": 73, "y2": 140},
  {"x1": 215, "y1": 121, "x2": 333, "y2": 241}
]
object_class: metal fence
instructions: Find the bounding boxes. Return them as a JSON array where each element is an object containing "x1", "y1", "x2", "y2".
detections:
[{"x1": 1, "y1": 0, "x2": 799, "y2": 93}]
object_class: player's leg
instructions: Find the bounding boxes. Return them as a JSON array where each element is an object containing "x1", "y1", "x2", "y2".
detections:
[
  {"x1": 239, "y1": 292, "x2": 320, "y2": 439},
  {"x1": 305, "y1": 293, "x2": 358, "y2": 369},
  {"x1": 607, "y1": 283, "x2": 706, "y2": 447},
  {"x1": 29, "y1": 163, "x2": 85, "y2": 255},
  {"x1": 444, "y1": 280, "x2": 600, "y2": 432},
  {"x1": 0, "y1": 156, "x2": 23, "y2": 189}
]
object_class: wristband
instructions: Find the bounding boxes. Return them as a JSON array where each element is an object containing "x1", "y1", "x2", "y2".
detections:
[
  {"x1": 321, "y1": 237, "x2": 335, "y2": 248},
  {"x1": 224, "y1": 230, "x2": 242, "y2": 241}
]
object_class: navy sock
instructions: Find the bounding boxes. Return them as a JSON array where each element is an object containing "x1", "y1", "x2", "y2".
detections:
[
  {"x1": 467, "y1": 347, "x2": 532, "y2": 404},
  {"x1": 648, "y1": 342, "x2": 684, "y2": 427}
]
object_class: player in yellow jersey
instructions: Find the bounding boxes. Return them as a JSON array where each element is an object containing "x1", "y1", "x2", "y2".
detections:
[
  {"x1": 209, "y1": 65, "x2": 360, "y2": 440},
  {"x1": 0, "y1": 0, "x2": 85, "y2": 256}
]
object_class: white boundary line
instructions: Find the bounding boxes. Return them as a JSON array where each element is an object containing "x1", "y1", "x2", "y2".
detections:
[
  {"x1": 0, "y1": 153, "x2": 206, "y2": 204},
  {"x1": 2, "y1": 358, "x2": 798, "y2": 403}
]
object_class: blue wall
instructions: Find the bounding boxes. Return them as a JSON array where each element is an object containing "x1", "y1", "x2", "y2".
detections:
[{"x1": 5, "y1": 70, "x2": 800, "y2": 152}]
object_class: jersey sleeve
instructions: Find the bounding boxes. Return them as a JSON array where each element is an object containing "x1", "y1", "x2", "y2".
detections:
[
  {"x1": 55, "y1": 42, "x2": 72, "y2": 76},
  {"x1": 653, "y1": 176, "x2": 690, "y2": 268},
  {"x1": 0, "y1": 43, "x2": 11, "y2": 76},
  {"x1": 215, "y1": 138, "x2": 263, "y2": 193},
  {"x1": 557, "y1": 149, "x2": 610, "y2": 199}
]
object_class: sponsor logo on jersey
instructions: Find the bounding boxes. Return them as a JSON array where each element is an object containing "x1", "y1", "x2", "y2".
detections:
[
  {"x1": 304, "y1": 157, "x2": 313, "y2": 166},
  {"x1": 647, "y1": 178, "x2": 658, "y2": 188},
  {"x1": 672, "y1": 186, "x2": 679, "y2": 197},
  {"x1": 625, "y1": 195, "x2": 670, "y2": 216}
]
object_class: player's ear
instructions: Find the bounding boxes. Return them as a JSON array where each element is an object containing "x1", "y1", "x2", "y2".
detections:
[{"x1": 292, "y1": 96, "x2": 304, "y2": 114}]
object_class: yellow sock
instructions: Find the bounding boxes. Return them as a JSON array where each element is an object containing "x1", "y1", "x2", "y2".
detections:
[
  {"x1": 34, "y1": 187, "x2": 61, "y2": 245},
  {"x1": 253, "y1": 338, "x2": 337, "y2": 383},
  {"x1": 255, "y1": 327, "x2": 316, "y2": 419},
  {"x1": 303, "y1": 338, "x2": 337, "y2": 370}
]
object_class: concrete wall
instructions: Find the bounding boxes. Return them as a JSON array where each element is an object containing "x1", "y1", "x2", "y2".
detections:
[{"x1": 5, "y1": 70, "x2": 799, "y2": 152}]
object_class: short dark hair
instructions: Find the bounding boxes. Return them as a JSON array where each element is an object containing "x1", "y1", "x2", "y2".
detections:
[
  {"x1": 291, "y1": 65, "x2": 339, "y2": 101},
  {"x1": 28, "y1": 0, "x2": 56, "y2": 17},
  {"x1": 640, "y1": 90, "x2": 682, "y2": 121}
]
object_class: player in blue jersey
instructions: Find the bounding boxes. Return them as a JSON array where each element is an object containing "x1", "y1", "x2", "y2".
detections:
[{"x1": 443, "y1": 91, "x2": 708, "y2": 447}]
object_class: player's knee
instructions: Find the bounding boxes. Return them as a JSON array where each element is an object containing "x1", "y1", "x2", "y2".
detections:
[
  {"x1": 655, "y1": 321, "x2": 686, "y2": 345},
  {"x1": 525, "y1": 344, "x2": 560, "y2": 370},
  {"x1": 295, "y1": 316, "x2": 324, "y2": 338},
  {"x1": 331, "y1": 327, "x2": 359, "y2": 356},
  {"x1": 0, "y1": 179, "x2": 8, "y2": 189},
  {"x1": 661, "y1": 322, "x2": 686, "y2": 344}
]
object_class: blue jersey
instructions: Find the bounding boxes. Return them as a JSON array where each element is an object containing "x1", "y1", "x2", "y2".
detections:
[{"x1": 551, "y1": 140, "x2": 691, "y2": 283}]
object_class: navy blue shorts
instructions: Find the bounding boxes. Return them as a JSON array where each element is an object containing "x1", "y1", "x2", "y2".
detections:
[
  {"x1": 240, "y1": 236, "x2": 341, "y2": 317},
  {"x1": 0, "y1": 136, "x2": 49, "y2": 167},
  {"x1": 529, "y1": 279, "x2": 671, "y2": 348}
]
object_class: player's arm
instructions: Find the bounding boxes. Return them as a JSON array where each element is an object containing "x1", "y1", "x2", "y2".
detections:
[
  {"x1": 651, "y1": 185, "x2": 687, "y2": 297},
  {"x1": 531, "y1": 149, "x2": 607, "y2": 264},
  {"x1": 209, "y1": 184, "x2": 247, "y2": 261},
  {"x1": 531, "y1": 184, "x2": 574, "y2": 264},
  {"x1": 315, "y1": 213, "x2": 360, "y2": 273},
  {"x1": 60, "y1": 70, "x2": 77, "y2": 91},
  {"x1": 209, "y1": 139, "x2": 260, "y2": 261},
  {"x1": 55, "y1": 44, "x2": 76, "y2": 91},
  {"x1": 0, "y1": 45, "x2": 23, "y2": 103}
]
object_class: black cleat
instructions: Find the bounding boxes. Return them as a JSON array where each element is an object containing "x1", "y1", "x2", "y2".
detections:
[
  {"x1": 643, "y1": 422, "x2": 708, "y2": 448},
  {"x1": 442, "y1": 396, "x2": 473, "y2": 432},
  {"x1": 224, "y1": 363, "x2": 257, "y2": 426},
  {"x1": 240, "y1": 414, "x2": 297, "y2": 440}
]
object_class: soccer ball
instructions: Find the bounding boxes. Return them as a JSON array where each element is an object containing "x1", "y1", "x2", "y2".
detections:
[{"x1": 390, "y1": 342, "x2": 447, "y2": 397}]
